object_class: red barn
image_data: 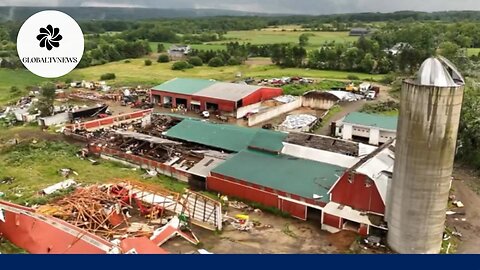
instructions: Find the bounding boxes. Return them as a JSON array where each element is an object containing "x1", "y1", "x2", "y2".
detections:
[
  {"x1": 322, "y1": 141, "x2": 394, "y2": 236},
  {"x1": 150, "y1": 78, "x2": 283, "y2": 112}
]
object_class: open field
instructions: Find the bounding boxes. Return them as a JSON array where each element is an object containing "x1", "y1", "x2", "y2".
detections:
[
  {"x1": 207, "y1": 30, "x2": 357, "y2": 50},
  {"x1": 467, "y1": 48, "x2": 480, "y2": 57},
  {"x1": 65, "y1": 58, "x2": 383, "y2": 85},
  {"x1": 0, "y1": 59, "x2": 383, "y2": 106},
  {"x1": 0, "y1": 126, "x2": 187, "y2": 205},
  {"x1": 0, "y1": 69, "x2": 48, "y2": 105}
]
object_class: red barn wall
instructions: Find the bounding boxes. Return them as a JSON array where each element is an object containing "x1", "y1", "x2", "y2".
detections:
[
  {"x1": 150, "y1": 90, "x2": 192, "y2": 108},
  {"x1": 207, "y1": 175, "x2": 278, "y2": 208},
  {"x1": 279, "y1": 198, "x2": 307, "y2": 220},
  {"x1": 242, "y1": 87, "x2": 283, "y2": 107},
  {"x1": 192, "y1": 96, "x2": 236, "y2": 112},
  {"x1": 330, "y1": 173, "x2": 385, "y2": 215},
  {"x1": 323, "y1": 213, "x2": 341, "y2": 228}
]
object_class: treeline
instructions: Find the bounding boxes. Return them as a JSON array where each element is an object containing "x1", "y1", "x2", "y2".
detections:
[{"x1": 80, "y1": 35, "x2": 151, "y2": 68}]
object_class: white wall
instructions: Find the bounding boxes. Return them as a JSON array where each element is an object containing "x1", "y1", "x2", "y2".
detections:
[
  {"x1": 302, "y1": 97, "x2": 336, "y2": 110},
  {"x1": 369, "y1": 128, "x2": 380, "y2": 145},
  {"x1": 236, "y1": 101, "x2": 262, "y2": 119},
  {"x1": 342, "y1": 124, "x2": 353, "y2": 140},
  {"x1": 247, "y1": 98, "x2": 302, "y2": 126}
]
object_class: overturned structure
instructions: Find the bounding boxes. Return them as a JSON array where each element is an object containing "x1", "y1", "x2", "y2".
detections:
[{"x1": 386, "y1": 56, "x2": 465, "y2": 253}]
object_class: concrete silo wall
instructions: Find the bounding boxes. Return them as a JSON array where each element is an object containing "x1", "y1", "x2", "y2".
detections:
[{"x1": 387, "y1": 81, "x2": 464, "y2": 254}]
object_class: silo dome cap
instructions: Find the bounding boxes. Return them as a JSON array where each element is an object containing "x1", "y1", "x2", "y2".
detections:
[{"x1": 415, "y1": 56, "x2": 465, "y2": 87}]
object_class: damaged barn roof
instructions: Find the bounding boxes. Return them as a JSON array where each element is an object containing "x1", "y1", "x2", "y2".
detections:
[
  {"x1": 212, "y1": 149, "x2": 346, "y2": 203},
  {"x1": 165, "y1": 119, "x2": 287, "y2": 152}
]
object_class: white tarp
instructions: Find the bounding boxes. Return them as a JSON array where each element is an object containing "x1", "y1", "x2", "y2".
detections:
[
  {"x1": 42, "y1": 179, "x2": 77, "y2": 195},
  {"x1": 327, "y1": 91, "x2": 363, "y2": 102},
  {"x1": 274, "y1": 95, "x2": 297, "y2": 104}
]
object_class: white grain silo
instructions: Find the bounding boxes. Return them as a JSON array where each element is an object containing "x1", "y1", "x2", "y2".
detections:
[{"x1": 386, "y1": 56, "x2": 465, "y2": 253}]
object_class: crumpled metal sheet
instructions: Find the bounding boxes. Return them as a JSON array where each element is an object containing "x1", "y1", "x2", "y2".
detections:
[
  {"x1": 280, "y1": 114, "x2": 317, "y2": 129},
  {"x1": 415, "y1": 56, "x2": 464, "y2": 87}
]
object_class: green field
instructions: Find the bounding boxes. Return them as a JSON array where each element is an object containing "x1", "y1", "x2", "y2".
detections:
[
  {"x1": 467, "y1": 48, "x2": 480, "y2": 57},
  {"x1": 0, "y1": 126, "x2": 187, "y2": 205},
  {"x1": 66, "y1": 58, "x2": 382, "y2": 85},
  {"x1": 0, "y1": 69, "x2": 48, "y2": 104},
  {"x1": 150, "y1": 42, "x2": 226, "y2": 52},
  {"x1": 0, "y1": 60, "x2": 383, "y2": 104},
  {"x1": 208, "y1": 30, "x2": 357, "y2": 50}
]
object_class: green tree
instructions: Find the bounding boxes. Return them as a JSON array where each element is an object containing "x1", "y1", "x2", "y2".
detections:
[
  {"x1": 171, "y1": 61, "x2": 193, "y2": 70},
  {"x1": 187, "y1": 56, "x2": 203, "y2": 66},
  {"x1": 299, "y1": 33, "x2": 310, "y2": 47},
  {"x1": 208, "y1": 57, "x2": 224, "y2": 67},
  {"x1": 157, "y1": 43, "x2": 165, "y2": 53},
  {"x1": 439, "y1": 41, "x2": 460, "y2": 60},
  {"x1": 157, "y1": 54, "x2": 170, "y2": 63},
  {"x1": 144, "y1": 59, "x2": 152, "y2": 66},
  {"x1": 100, "y1": 73, "x2": 116, "y2": 80},
  {"x1": 35, "y1": 83, "x2": 56, "y2": 117}
]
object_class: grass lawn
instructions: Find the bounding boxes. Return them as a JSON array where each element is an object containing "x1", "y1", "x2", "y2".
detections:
[
  {"x1": 207, "y1": 30, "x2": 357, "y2": 50},
  {"x1": 0, "y1": 69, "x2": 48, "y2": 105},
  {"x1": 0, "y1": 126, "x2": 188, "y2": 206},
  {"x1": 467, "y1": 48, "x2": 480, "y2": 57},
  {"x1": 66, "y1": 58, "x2": 383, "y2": 87}
]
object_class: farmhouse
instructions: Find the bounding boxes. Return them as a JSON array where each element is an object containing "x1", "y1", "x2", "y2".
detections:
[
  {"x1": 333, "y1": 112, "x2": 397, "y2": 145},
  {"x1": 349, "y1": 28, "x2": 370, "y2": 36},
  {"x1": 150, "y1": 78, "x2": 283, "y2": 113},
  {"x1": 167, "y1": 44, "x2": 191, "y2": 60}
]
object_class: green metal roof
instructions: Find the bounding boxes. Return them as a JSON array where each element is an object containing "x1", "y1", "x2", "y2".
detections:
[
  {"x1": 165, "y1": 119, "x2": 287, "y2": 152},
  {"x1": 343, "y1": 112, "x2": 398, "y2": 131},
  {"x1": 151, "y1": 78, "x2": 217, "y2": 95},
  {"x1": 212, "y1": 150, "x2": 346, "y2": 202}
]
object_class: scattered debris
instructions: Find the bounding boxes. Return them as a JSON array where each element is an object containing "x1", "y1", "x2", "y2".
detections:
[
  {"x1": 150, "y1": 216, "x2": 199, "y2": 246},
  {"x1": 0, "y1": 192, "x2": 4, "y2": 198},
  {"x1": 274, "y1": 95, "x2": 297, "y2": 104},
  {"x1": 0, "y1": 177, "x2": 14, "y2": 185},
  {"x1": 452, "y1": 231, "x2": 463, "y2": 238},
  {"x1": 229, "y1": 201, "x2": 250, "y2": 210},
  {"x1": 58, "y1": 168, "x2": 78, "y2": 178},
  {"x1": 279, "y1": 114, "x2": 317, "y2": 131},
  {"x1": 41, "y1": 179, "x2": 77, "y2": 195},
  {"x1": 452, "y1": 200, "x2": 464, "y2": 208}
]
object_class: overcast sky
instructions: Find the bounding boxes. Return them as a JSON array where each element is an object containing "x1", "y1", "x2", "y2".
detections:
[{"x1": 1, "y1": 0, "x2": 480, "y2": 15}]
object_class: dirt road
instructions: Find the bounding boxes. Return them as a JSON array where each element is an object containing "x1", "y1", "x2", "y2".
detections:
[
  {"x1": 449, "y1": 168, "x2": 480, "y2": 254},
  {"x1": 316, "y1": 100, "x2": 366, "y2": 135}
]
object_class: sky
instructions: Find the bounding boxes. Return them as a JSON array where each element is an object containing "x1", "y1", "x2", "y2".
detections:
[{"x1": 1, "y1": 0, "x2": 480, "y2": 15}]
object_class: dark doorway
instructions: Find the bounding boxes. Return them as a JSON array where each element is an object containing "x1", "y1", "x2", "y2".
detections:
[
  {"x1": 236, "y1": 100, "x2": 243, "y2": 109},
  {"x1": 189, "y1": 175, "x2": 206, "y2": 191},
  {"x1": 307, "y1": 207, "x2": 322, "y2": 222},
  {"x1": 176, "y1": 98, "x2": 188, "y2": 108},
  {"x1": 206, "y1": 102, "x2": 219, "y2": 111}
]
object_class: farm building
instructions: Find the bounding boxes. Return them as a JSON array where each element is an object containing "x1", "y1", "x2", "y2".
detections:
[
  {"x1": 77, "y1": 112, "x2": 394, "y2": 236},
  {"x1": 333, "y1": 112, "x2": 397, "y2": 145},
  {"x1": 349, "y1": 28, "x2": 370, "y2": 36},
  {"x1": 150, "y1": 78, "x2": 283, "y2": 113},
  {"x1": 302, "y1": 90, "x2": 340, "y2": 110},
  {"x1": 168, "y1": 44, "x2": 191, "y2": 60}
]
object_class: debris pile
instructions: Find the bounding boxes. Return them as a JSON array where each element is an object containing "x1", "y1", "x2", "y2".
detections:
[
  {"x1": 279, "y1": 114, "x2": 317, "y2": 131},
  {"x1": 273, "y1": 95, "x2": 297, "y2": 104}
]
